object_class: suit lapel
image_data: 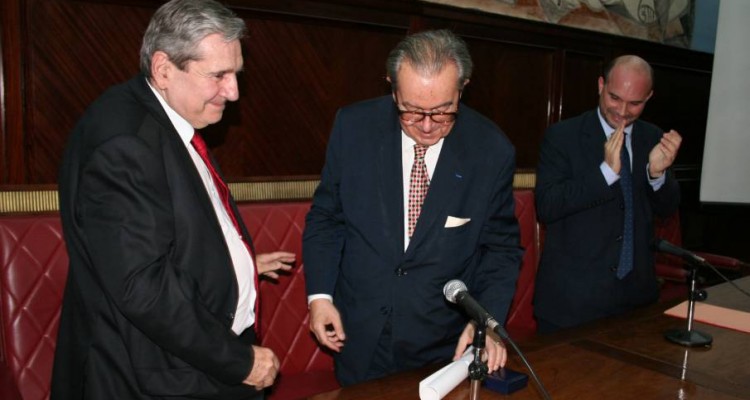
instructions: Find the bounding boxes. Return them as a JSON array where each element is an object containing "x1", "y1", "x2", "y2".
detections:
[
  {"x1": 376, "y1": 106, "x2": 408, "y2": 254},
  {"x1": 132, "y1": 76, "x2": 225, "y2": 234},
  {"x1": 582, "y1": 110, "x2": 608, "y2": 165},
  {"x1": 405, "y1": 121, "x2": 466, "y2": 255}
]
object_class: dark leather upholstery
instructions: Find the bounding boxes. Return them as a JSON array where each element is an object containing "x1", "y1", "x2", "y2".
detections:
[
  {"x1": 237, "y1": 202, "x2": 339, "y2": 400},
  {"x1": 0, "y1": 215, "x2": 67, "y2": 400},
  {"x1": 505, "y1": 189, "x2": 539, "y2": 339},
  {"x1": 654, "y1": 212, "x2": 749, "y2": 301},
  {"x1": 0, "y1": 192, "x2": 542, "y2": 400}
]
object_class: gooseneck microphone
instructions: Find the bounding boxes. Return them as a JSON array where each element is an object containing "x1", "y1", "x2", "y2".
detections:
[
  {"x1": 443, "y1": 279, "x2": 508, "y2": 339},
  {"x1": 443, "y1": 279, "x2": 552, "y2": 400},
  {"x1": 653, "y1": 238, "x2": 707, "y2": 266}
]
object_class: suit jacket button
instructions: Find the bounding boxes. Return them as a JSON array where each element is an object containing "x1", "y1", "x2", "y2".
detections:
[
  {"x1": 610, "y1": 265, "x2": 617, "y2": 272},
  {"x1": 227, "y1": 312, "x2": 235, "y2": 320},
  {"x1": 395, "y1": 268, "x2": 406, "y2": 276},
  {"x1": 380, "y1": 306, "x2": 390, "y2": 315},
  {"x1": 616, "y1": 235, "x2": 623, "y2": 242}
]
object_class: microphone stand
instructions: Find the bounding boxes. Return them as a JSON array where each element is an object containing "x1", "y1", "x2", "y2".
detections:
[
  {"x1": 664, "y1": 260, "x2": 713, "y2": 347},
  {"x1": 468, "y1": 326, "x2": 488, "y2": 400}
]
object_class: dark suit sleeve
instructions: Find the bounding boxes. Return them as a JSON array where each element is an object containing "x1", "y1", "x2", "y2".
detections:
[
  {"x1": 473, "y1": 143, "x2": 524, "y2": 326},
  {"x1": 535, "y1": 124, "x2": 615, "y2": 224},
  {"x1": 648, "y1": 170, "x2": 680, "y2": 217},
  {"x1": 303, "y1": 111, "x2": 346, "y2": 296},
  {"x1": 77, "y1": 136, "x2": 252, "y2": 387}
]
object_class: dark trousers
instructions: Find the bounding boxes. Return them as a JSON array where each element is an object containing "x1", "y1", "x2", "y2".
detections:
[{"x1": 364, "y1": 317, "x2": 399, "y2": 382}]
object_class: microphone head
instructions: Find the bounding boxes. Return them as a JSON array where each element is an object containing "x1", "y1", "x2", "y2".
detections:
[
  {"x1": 443, "y1": 279, "x2": 467, "y2": 303},
  {"x1": 654, "y1": 238, "x2": 677, "y2": 253},
  {"x1": 652, "y1": 238, "x2": 666, "y2": 251}
]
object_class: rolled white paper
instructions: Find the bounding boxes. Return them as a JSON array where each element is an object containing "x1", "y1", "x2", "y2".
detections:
[{"x1": 418, "y1": 348, "x2": 474, "y2": 400}]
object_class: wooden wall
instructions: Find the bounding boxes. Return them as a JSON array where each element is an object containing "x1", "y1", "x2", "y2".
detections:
[{"x1": 2, "y1": 0, "x2": 747, "y2": 260}]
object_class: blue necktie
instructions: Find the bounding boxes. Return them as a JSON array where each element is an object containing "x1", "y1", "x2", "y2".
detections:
[{"x1": 617, "y1": 134, "x2": 634, "y2": 279}]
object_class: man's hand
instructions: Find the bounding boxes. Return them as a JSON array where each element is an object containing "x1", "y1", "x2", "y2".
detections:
[
  {"x1": 256, "y1": 251, "x2": 295, "y2": 279},
  {"x1": 452, "y1": 323, "x2": 507, "y2": 374},
  {"x1": 309, "y1": 299, "x2": 346, "y2": 352},
  {"x1": 243, "y1": 345, "x2": 279, "y2": 390},
  {"x1": 648, "y1": 129, "x2": 682, "y2": 178},
  {"x1": 604, "y1": 122, "x2": 626, "y2": 174}
]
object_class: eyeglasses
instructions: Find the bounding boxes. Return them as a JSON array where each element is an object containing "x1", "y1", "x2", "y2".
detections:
[
  {"x1": 394, "y1": 94, "x2": 459, "y2": 125},
  {"x1": 398, "y1": 109, "x2": 459, "y2": 124}
]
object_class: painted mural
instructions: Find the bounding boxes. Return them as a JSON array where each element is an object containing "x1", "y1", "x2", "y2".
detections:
[{"x1": 421, "y1": 0, "x2": 695, "y2": 47}]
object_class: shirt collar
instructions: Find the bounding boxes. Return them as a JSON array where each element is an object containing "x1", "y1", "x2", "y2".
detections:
[
  {"x1": 597, "y1": 107, "x2": 633, "y2": 139},
  {"x1": 146, "y1": 78, "x2": 194, "y2": 146},
  {"x1": 400, "y1": 130, "x2": 444, "y2": 153}
]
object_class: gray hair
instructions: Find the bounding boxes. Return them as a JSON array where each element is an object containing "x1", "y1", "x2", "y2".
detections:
[
  {"x1": 140, "y1": 0, "x2": 246, "y2": 77},
  {"x1": 386, "y1": 29, "x2": 473, "y2": 92}
]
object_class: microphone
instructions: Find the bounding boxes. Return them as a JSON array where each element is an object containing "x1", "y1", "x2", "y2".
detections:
[
  {"x1": 443, "y1": 279, "x2": 508, "y2": 339},
  {"x1": 653, "y1": 238, "x2": 707, "y2": 266}
]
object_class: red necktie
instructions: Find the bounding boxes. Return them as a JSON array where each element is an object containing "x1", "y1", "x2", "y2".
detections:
[
  {"x1": 191, "y1": 132, "x2": 260, "y2": 332},
  {"x1": 408, "y1": 144, "x2": 430, "y2": 238}
]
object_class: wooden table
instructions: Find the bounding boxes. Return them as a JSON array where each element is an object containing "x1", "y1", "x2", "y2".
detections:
[{"x1": 310, "y1": 277, "x2": 750, "y2": 399}]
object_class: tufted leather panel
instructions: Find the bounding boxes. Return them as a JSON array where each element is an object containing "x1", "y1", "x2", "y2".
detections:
[
  {"x1": 504, "y1": 190, "x2": 539, "y2": 339},
  {"x1": 0, "y1": 215, "x2": 68, "y2": 400},
  {"x1": 237, "y1": 201, "x2": 339, "y2": 399},
  {"x1": 0, "y1": 193, "x2": 542, "y2": 400}
]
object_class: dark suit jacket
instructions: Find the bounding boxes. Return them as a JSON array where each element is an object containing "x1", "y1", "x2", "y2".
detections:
[
  {"x1": 533, "y1": 109, "x2": 680, "y2": 329},
  {"x1": 303, "y1": 95, "x2": 523, "y2": 386},
  {"x1": 52, "y1": 75, "x2": 259, "y2": 399}
]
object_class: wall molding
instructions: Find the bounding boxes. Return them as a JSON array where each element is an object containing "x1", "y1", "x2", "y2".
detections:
[{"x1": 0, "y1": 171, "x2": 536, "y2": 214}]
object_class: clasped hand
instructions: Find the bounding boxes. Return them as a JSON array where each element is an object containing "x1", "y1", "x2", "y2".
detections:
[
  {"x1": 243, "y1": 345, "x2": 280, "y2": 390},
  {"x1": 604, "y1": 122, "x2": 682, "y2": 178}
]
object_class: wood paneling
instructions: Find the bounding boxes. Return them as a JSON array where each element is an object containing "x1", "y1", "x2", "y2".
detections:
[
  {"x1": 4, "y1": 0, "x2": 746, "y2": 259},
  {"x1": 25, "y1": 0, "x2": 149, "y2": 184},
  {"x1": 560, "y1": 51, "x2": 604, "y2": 121},
  {"x1": 0, "y1": 0, "x2": 25, "y2": 183},
  {"x1": 207, "y1": 17, "x2": 405, "y2": 177},
  {"x1": 641, "y1": 63, "x2": 712, "y2": 170},
  {"x1": 2, "y1": 0, "x2": 714, "y2": 183},
  {"x1": 462, "y1": 39, "x2": 555, "y2": 169}
]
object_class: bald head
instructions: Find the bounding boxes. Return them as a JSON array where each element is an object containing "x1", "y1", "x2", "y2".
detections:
[
  {"x1": 603, "y1": 55, "x2": 653, "y2": 92},
  {"x1": 597, "y1": 55, "x2": 654, "y2": 129}
]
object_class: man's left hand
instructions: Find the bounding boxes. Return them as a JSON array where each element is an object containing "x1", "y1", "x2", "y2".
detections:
[
  {"x1": 453, "y1": 322, "x2": 507, "y2": 374},
  {"x1": 256, "y1": 251, "x2": 295, "y2": 279},
  {"x1": 649, "y1": 129, "x2": 682, "y2": 177}
]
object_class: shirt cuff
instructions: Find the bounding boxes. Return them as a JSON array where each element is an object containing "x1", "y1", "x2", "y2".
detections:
[
  {"x1": 600, "y1": 161, "x2": 619, "y2": 186},
  {"x1": 646, "y1": 163, "x2": 666, "y2": 191},
  {"x1": 307, "y1": 293, "x2": 333, "y2": 307}
]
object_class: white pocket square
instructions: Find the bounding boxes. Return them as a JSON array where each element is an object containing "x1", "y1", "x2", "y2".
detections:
[{"x1": 444, "y1": 216, "x2": 471, "y2": 228}]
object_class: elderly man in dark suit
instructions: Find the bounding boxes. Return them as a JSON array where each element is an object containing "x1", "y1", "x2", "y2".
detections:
[
  {"x1": 52, "y1": 0, "x2": 294, "y2": 398},
  {"x1": 302, "y1": 29, "x2": 523, "y2": 386},
  {"x1": 534, "y1": 55, "x2": 682, "y2": 333}
]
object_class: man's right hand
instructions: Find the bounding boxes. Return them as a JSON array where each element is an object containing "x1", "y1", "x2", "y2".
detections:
[
  {"x1": 309, "y1": 299, "x2": 346, "y2": 352},
  {"x1": 604, "y1": 122, "x2": 626, "y2": 174},
  {"x1": 243, "y1": 345, "x2": 279, "y2": 390}
]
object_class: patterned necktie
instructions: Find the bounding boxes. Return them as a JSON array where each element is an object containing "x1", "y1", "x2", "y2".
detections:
[
  {"x1": 408, "y1": 144, "x2": 430, "y2": 238},
  {"x1": 617, "y1": 134, "x2": 634, "y2": 279},
  {"x1": 191, "y1": 132, "x2": 260, "y2": 330}
]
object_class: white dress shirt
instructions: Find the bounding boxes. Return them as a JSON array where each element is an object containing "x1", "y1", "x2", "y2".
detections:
[{"x1": 148, "y1": 80, "x2": 256, "y2": 334}]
